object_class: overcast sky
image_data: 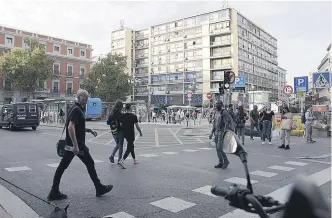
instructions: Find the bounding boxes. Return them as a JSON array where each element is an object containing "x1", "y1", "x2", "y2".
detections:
[{"x1": 1, "y1": 0, "x2": 331, "y2": 84}]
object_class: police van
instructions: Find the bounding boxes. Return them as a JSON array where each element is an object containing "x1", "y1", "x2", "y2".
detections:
[{"x1": 0, "y1": 103, "x2": 40, "y2": 131}]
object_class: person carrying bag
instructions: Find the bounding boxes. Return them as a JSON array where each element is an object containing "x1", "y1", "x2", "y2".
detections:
[{"x1": 278, "y1": 107, "x2": 293, "y2": 150}]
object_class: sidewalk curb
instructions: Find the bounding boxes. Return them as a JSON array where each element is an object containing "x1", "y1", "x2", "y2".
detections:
[{"x1": 0, "y1": 183, "x2": 41, "y2": 218}]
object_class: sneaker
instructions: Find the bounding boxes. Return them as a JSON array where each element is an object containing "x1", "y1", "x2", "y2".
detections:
[
  {"x1": 250, "y1": 138, "x2": 254, "y2": 140},
  {"x1": 222, "y1": 161, "x2": 230, "y2": 169},
  {"x1": 47, "y1": 190, "x2": 67, "y2": 201},
  {"x1": 285, "y1": 145, "x2": 290, "y2": 150},
  {"x1": 242, "y1": 142, "x2": 244, "y2": 146},
  {"x1": 214, "y1": 163, "x2": 223, "y2": 168},
  {"x1": 278, "y1": 144, "x2": 285, "y2": 149},
  {"x1": 96, "y1": 184, "x2": 113, "y2": 197},
  {"x1": 109, "y1": 155, "x2": 114, "y2": 163},
  {"x1": 133, "y1": 159, "x2": 139, "y2": 164},
  {"x1": 262, "y1": 142, "x2": 266, "y2": 145},
  {"x1": 269, "y1": 142, "x2": 272, "y2": 145},
  {"x1": 118, "y1": 160, "x2": 126, "y2": 169}
]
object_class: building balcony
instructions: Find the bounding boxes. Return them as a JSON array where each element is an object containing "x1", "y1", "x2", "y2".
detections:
[
  {"x1": 135, "y1": 63, "x2": 149, "y2": 68},
  {"x1": 210, "y1": 51, "x2": 232, "y2": 59},
  {"x1": 135, "y1": 34, "x2": 149, "y2": 40},
  {"x1": 211, "y1": 39, "x2": 232, "y2": 47},
  {"x1": 134, "y1": 43, "x2": 149, "y2": 49},
  {"x1": 210, "y1": 27, "x2": 231, "y2": 35},
  {"x1": 134, "y1": 53, "x2": 149, "y2": 59},
  {"x1": 211, "y1": 64, "x2": 232, "y2": 70}
]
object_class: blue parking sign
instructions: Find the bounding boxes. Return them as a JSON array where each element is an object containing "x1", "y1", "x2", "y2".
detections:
[{"x1": 294, "y1": 76, "x2": 308, "y2": 94}]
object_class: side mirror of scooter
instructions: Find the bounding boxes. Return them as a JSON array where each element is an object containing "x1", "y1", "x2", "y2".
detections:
[
  {"x1": 222, "y1": 130, "x2": 254, "y2": 193},
  {"x1": 282, "y1": 175, "x2": 331, "y2": 218}
]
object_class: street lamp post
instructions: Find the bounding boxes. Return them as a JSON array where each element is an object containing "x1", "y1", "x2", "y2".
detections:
[{"x1": 251, "y1": 85, "x2": 255, "y2": 107}]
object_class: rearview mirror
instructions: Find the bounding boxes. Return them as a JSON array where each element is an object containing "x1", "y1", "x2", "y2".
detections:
[{"x1": 222, "y1": 130, "x2": 244, "y2": 154}]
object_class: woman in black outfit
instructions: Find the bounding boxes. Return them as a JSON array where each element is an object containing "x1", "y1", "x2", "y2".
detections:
[{"x1": 108, "y1": 101, "x2": 124, "y2": 167}]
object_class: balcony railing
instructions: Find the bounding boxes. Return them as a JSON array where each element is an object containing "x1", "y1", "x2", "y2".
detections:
[{"x1": 211, "y1": 39, "x2": 231, "y2": 46}]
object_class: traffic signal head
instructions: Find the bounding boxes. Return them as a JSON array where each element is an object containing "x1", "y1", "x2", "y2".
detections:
[{"x1": 224, "y1": 71, "x2": 231, "y2": 84}]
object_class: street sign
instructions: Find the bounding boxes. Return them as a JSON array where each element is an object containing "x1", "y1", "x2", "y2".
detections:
[
  {"x1": 294, "y1": 76, "x2": 308, "y2": 95},
  {"x1": 313, "y1": 72, "x2": 331, "y2": 89},
  {"x1": 276, "y1": 100, "x2": 283, "y2": 106},
  {"x1": 234, "y1": 76, "x2": 246, "y2": 91},
  {"x1": 206, "y1": 92, "x2": 212, "y2": 99},
  {"x1": 187, "y1": 91, "x2": 192, "y2": 98},
  {"x1": 283, "y1": 85, "x2": 293, "y2": 96}
]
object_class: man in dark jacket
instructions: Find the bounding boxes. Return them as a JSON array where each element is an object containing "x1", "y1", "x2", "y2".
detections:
[
  {"x1": 209, "y1": 101, "x2": 235, "y2": 169},
  {"x1": 47, "y1": 89, "x2": 113, "y2": 201}
]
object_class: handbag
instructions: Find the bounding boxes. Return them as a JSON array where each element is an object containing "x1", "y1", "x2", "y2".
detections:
[{"x1": 56, "y1": 107, "x2": 77, "y2": 157}]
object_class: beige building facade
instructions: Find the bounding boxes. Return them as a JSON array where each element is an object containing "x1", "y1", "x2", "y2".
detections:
[{"x1": 111, "y1": 8, "x2": 280, "y2": 105}]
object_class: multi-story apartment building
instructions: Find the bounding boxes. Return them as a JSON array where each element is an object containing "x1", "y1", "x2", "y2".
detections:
[
  {"x1": 0, "y1": 25, "x2": 92, "y2": 104},
  {"x1": 111, "y1": 8, "x2": 279, "y2": 105}
]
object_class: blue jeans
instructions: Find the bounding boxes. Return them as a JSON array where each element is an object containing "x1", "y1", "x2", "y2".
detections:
[
  {"x1": 262, "y1": 121, "x2": 272, "y2": 142},
  {"x1": 215, "y1": 134, "x2": 229, "y2": 164},
  {"x1": 111, "y1": 132, "x2": 124, "y2": 162}
]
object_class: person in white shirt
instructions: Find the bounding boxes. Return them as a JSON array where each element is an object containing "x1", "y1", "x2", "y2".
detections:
[{"x1": 305, "y1": 107, "x2": 316, "y2": 143}]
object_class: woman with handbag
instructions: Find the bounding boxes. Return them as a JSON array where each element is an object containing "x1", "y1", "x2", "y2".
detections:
[
  {"x1": 279, "y1": 107, "x2": 293, "y2": 150},
  {"x1": 235, "y1": 106, "x2": 248, "y2": 145}
]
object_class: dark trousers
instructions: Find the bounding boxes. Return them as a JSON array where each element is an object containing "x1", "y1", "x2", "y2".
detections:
[
  {"x1": 123, "y1": 135, "x2": 136, "y2": 160},
  {"x1": 250, "y1": 122, "x2": 261, "y2": 139},
  {"x1": 52, "y1": 149, "x2": 100, "y2": 191}
]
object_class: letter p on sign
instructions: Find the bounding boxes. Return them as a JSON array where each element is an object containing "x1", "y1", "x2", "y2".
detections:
[{"x1": 298, "y1": 78, "x2": 304, "y2": 86}]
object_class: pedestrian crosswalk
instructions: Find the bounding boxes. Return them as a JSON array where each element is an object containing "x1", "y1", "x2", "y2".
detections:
[
  {"x1": 2, "y1": 145, "x2": 327, "y2": 218},
  {"x1": 100, "y1": 159, "x2": 318, "y2": 218}
]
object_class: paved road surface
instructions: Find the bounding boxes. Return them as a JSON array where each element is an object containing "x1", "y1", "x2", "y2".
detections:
[{"x1": 0, "y1": 126, "x2": 330, "y2": 218}]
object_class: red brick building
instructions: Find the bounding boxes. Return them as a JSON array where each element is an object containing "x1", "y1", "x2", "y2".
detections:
[{"x1": 0, "y1": 25, "x2": 92, "y2": 103}]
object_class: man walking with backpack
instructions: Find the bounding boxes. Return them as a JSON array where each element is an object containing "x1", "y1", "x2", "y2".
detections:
[{"x1": 209, "y1": 101, "x2": 235, "y2": 169}]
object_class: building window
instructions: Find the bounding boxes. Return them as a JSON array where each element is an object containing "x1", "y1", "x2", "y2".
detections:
[
  {"x1": 80, "y1": 66, "x2": 85, "y2": 78},
  {"x1": 80, "y1": 50, "x2": 85, "y2": 57},
  {"x1": 54, "y1": 45, "x2": 60, "y2": 53},
  {"x1": 53, "y1": 63, "x2": 60, "y2": 75},
  {"x1": 67, "y1": 48, "x2": 73, "y2": 55},
  {"x1": 66, "y1": 82, "x2": 73, "y2": 94},
  {"x1": 67, "y1": 65, "x2": 73, "y2": 77},
  {"x1": 53, "y1": 82, "x2": 59, "y2": 93},
  {"x1": 6, "y1": 37, "x2": 13, "y2": 44}
]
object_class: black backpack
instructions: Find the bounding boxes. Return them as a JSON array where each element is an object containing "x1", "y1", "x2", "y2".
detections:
[
  {"x1": 301, "y1": 111, "x2": 306, "y2": 124},
  {"x1": 107, "y1": 113, "x2": 121, "y2": 135}
]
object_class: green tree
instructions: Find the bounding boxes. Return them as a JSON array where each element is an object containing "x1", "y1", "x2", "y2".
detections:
[
  {"x1": 0, "y1": 38, "x2": 54, "y2": 98},
  {"x1": 81, "y1": 53, "x2": 131, "y2": 102}
]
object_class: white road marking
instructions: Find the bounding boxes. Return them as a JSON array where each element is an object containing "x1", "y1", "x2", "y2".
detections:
[
  {"x1": 219, "y1": 167, "x2": 332, "y2": 217},
  {"x1": 284, "y1": 161, "x2": 308, "y2": 166},
  {"x1": 192, "y1": 185, "x2": 217, "y2": 198},
  {"x1": 94, "y1": 160, "x2": 105, "y2": 163},
  {"x1": 88, "y1": 130, "x2": 111, "y2": 142},
  {"x1": 174, "y1": 128, "x2": 181, "y2": 135},
  {"x1": 182, "y1": 149, "x2": 198, "y2": 152},
  {"x1": 103, "y1": 211, "x2": 135, "y2": 218},
  {"x1": 45, "y1": 163, "x2": 59, "y2": 168},
  {"x1": 162, "y1": 152, "x2": 179, "y2": 155},
  {"x1": 139, "y1": 154, "x2": 159, "y2": 158},
  {"x1": 198, "y1": 147, "x2": 214, "y2": 150},
  {"x1": 5, "y1": 166, "x2": 32, "y2": 172},
  {"x1": 250, "y1": 170, "x2": 278, "y2": 178},
  {"x1": 41, "y1": 132, "x2": 59, "y2": 137},
  {"x1": 196, "y1": 138, "x2": 204, "y2": 143},
  {"x1": 150, "y1": 196, "x2": 196, "y2": 213},
  {"x1": 268, "y1": 165, "x2": 295, "y2": 171},
  {"x1": 168, "y1": 128, "x2": 183, "y2": 145},
  {"x1": 224, "y1": 177, "x2": 258, "y2": 186},
  {"x1": 106, "y1": 138, "x2": 114, "y2": 145},
  {"x1": 155, "y1": 128, "x2": 159, "y2": 147}
]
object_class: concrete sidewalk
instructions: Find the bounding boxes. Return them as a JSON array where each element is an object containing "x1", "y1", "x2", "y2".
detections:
[{"x1": 0, "y1": 183, "x2": 41, "y2": 218}]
